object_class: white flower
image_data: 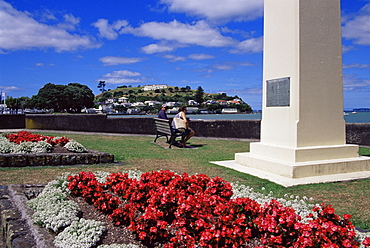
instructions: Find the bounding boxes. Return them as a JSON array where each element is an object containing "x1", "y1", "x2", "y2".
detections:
[
  {"x1": 54, "y1": 218, "x2": 106, "y2": 248},
  {"x1": 98, "y1": 245, "x2": 141, "y2": 248},
  {"x1": 27, "y1": 178, "x2": 79, "y2": 232},
  {"x1": 64, "y1": 140, "x2": 87, "y2": 153}
]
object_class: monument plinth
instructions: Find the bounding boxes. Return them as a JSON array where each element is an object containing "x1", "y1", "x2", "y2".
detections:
[{"x1": 213, "y1": 0, "x2": 370, "y2": 186}]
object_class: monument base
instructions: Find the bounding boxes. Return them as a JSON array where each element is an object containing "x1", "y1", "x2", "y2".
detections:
[{"x1": 211, "y1": 151, "x2": 370, "y2": 187}]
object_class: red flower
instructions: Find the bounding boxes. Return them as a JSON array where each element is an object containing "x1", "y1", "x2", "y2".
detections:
[
  {"x1": 363, "y1": 237, "x2": 370, "y2": 247},
  {"x1": 6, "y1": 131, "x2": 69, "y2": 146},
  {"x1": 67, "y1": 170, "x2": 363, "y2": 247}
]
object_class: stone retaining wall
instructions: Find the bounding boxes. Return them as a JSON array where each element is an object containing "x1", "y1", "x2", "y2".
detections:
[
  {"x1": 1, "y1": 114, "x2": 369, "y2": 145},
  {"x1": 0, "y1": 115, "x2": 25, "y2": 129},
  {"x1": 0, "y1": 150, "x2": 114, "y2": 167}
]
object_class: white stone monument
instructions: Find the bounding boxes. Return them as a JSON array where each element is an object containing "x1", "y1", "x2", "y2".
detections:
[{"x1": 213, "y1": 0, "x2": 370, "y2": 186}]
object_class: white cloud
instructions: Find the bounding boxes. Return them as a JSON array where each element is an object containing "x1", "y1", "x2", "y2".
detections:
[
  {"x1": 222, "y1": 87, "x2": 262, "y2": 99},
  {"x1": 99, "y1": 70, "x2": 145, "y2": 85},
  {"x1": 229, "y1": 37, "x2": 263, "y2": 54},
  {"x1": 99, "y1": 56, "x2": 144, "y2": 66},
  {"x1": 35, "y1": 63, "x2": 55, "y2": 67},
  {"x1": 0, "y1": 1, "x2": 100, "y2": 52},
  {"x1": 141, "y1": 42, "x2": 181, "y2": 54},
  {"x1": 188, "y1": 53, "x2": 214, "y2": 60},
  {"x1": 99, "y1": 78, "x2": 144, "y2": 85},
  {"x1": 121, "y1": 20, "x2": 236, "y2": 48},
  {"x1": 92, "y1": 19, "x2": 128, "y2": 40},
  {"x1": 160, "y1": 0, "x2": 263, "y2": 23},
  {"x1": 342, "y1": 3, "x2": 370, "y2": 46},
  {"x1": 343, "y1": 74, "x2": 370, "y2": 91},
  {"x1": 239, "y1": 62, "x2": 256, "y2": 67},
  {"x1": 0, "y1": 85, "x2": 22, "y2": 92},
  {"x1": 342, "y1": 45, "x2": 355, "y2": 53},
  {"x1": 63, "y1": 14, "x2": 80, "y2": 25},
  {"x1": 102, "y1": 70, "x2": 141, "y2": 78},
  {"x1": 163, "y1": 54, "x2": 186, "y2": 62},
  {"x1": 213, "y1": 64, "x2": 236, "y2": 71},
  {"x1": 343, "y1": 63, "x2": 370, "y2": 69},
  {"x1": 57, "y1": 14, "x2": 80, "y2": 31}
]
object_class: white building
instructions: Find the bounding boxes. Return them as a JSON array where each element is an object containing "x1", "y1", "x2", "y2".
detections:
[
  {"x1": 144, "y1": 101, "x2": 161, "y2": 106},
  {"x1": 143, "y1": 84, "x2": 168, "y2": 91},
  {"x1": 222, "y1": 108, "x2": 238, "y2": 114},
  {"x1": 188, "y1": 100, "x2": 197, "y2": 106},
  {"x1": 131, "y1": 102, "x2": 146, "y2": 107},
  {"x1": 118, "y1": 97, "x2": 128, "y2": 103}
]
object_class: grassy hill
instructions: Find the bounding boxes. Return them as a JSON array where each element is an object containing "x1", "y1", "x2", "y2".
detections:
[{"x1": 95, "y1": 85, "x2": 238, "y2": 103}]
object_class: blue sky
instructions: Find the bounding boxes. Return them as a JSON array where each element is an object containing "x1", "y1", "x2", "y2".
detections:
[{"x1": 0, "y1": 0, "x2": 369, "y2": 110}]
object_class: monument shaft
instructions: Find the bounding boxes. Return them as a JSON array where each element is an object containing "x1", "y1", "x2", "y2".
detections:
[
  {"x1": 214, "y1": 0, "x2": 370, "y2": 186},
  {"x1": 247, "y1": 0, "x2": 359, "y2": 164},
  {"x1": 262, "y1": 0, "x2": 345, "y2": 148}
]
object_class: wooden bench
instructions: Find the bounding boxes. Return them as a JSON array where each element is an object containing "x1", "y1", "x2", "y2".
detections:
[{"x1": 154, "y1": 118, "x2": 186, "y2": 148}]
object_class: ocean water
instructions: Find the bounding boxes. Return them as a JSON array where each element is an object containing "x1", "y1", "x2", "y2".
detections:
[{"x1": 109, "y1": 111, "x2": 370, "y2": 123}]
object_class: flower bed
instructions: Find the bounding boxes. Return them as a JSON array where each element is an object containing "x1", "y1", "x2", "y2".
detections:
[
  {"x1": 0, "y1": 131, "x2": 114, "y2": 167},
  {"x1": 28, "y1": 170, "x2": 370, "y2": 248},
  {"x1": 1, "y1": 131, "x2": 85, "y2": 154}
]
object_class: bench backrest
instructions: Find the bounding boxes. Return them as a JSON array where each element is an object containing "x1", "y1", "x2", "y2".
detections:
[{"x1": 154, "y1": 118, "x2": 172, "y2": 135}]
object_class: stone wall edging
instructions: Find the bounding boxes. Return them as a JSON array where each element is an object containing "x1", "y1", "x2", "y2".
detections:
[
  {"x1": 0, "y1": 150, "x2": 114, "y2": 168},
  {"x1": 0, "y1": 184, "x2": 55, "y2": 248}
]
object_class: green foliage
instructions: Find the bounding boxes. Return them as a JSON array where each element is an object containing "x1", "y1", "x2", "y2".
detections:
[
  {"x1": 95, "y1": 85, "x2": 253, "y2": 112},
  {"x1": 31, "y1": 83, "x2": 94, "y2": 112},
  {"x1": 5, "y1": 96, "x2": 32, "y2": 109},
  {"x1": 195, "y1": 86, "x2": 204, "y2": 104},
  {"x1": 97, "y1": 81, "x2": 106, "y2": 93}
]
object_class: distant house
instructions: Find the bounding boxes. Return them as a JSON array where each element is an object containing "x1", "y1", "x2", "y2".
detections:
[
  {"x1": 205, "y1": 100, "x2": 216, "y2": 105},
  {"x1": 118, "y1": 97, "x2": 128, "y2": 103},
  {"x1": 188, "y1": 100, "x2": 197, "y2": 106},
  {"x1": 217, "y1": 100, "x2": 227, "y2": 105},
  {"x1": 165, "y1": 102, "x2": 177, "y2": 107},
  {"x1": 106, "y1": 98, "x2": 116, "y2": 103},
  {"x1": 143, "y1": 84, "x2": 168, "y2": 91},
  {"x1": 227, "y1": 100, "x2": 241, "y2": 105},
  {"x1": 131, "y1": 102, "x2": 145, "y2": 107},
  {"x1": 144, "y1": 101, "x2": 161, "y2": 106},
  {"x1": 222, "y1": 108, "x2": 238, "y2": 114}
]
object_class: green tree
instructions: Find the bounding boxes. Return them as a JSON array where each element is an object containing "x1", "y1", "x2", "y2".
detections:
[
  {"x1": 236, "y1": 103, "x2": 253, "y2": 113},
  {"x1": 32, "y1": 82, "x2": 94, "y2": 112},
  {"x1": 65, "y1": 83, "x2": 95, "y2": 112},
  {"x1": 195, "y1": 86, "x2": 204, "y2": 104},
  {"x1": 97, "y1": 81, "x2": 106, "y2": 93}
]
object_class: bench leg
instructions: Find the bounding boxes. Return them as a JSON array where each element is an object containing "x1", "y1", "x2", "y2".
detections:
[
  {"x1": 154, "y1": 133, "x2": 169, "y2": 143},
  {"x1": 154, "y1": 133, "x2": 159, "y2": 142}
]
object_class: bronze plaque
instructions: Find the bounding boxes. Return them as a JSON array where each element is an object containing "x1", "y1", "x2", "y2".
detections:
[{"x1": 266, "y1": 77, "x2": 290, "y2": 107}]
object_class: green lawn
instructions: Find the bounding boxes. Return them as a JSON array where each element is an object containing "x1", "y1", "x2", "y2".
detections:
[{"x1": 1, "y1": 132, "x2": 369, "y2": 230}]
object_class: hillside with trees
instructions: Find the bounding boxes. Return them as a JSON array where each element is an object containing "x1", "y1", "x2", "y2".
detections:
[
  {"x1": 2, "y1": 83, "x2": 252, "y2": 114},
  {"x1": 95, "y1": 84, "x2": 252, "y2": 113}
]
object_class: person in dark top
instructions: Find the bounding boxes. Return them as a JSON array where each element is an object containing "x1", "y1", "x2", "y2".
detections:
[{"x1": 158, "y1": 104, "x2": 168, "y2": 119}]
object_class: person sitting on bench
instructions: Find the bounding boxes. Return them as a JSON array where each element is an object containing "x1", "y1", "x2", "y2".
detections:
[
  {"x1": 172, "y1": 106, "x2": 195, "y2": 148},
  {"x1": 158, "y1": 104, "x2": 168, "y2": 119}
]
